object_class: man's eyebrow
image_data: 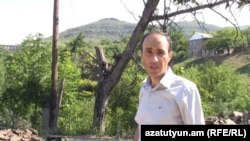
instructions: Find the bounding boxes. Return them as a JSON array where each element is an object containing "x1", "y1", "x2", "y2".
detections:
[{"x1": 144, "y1": 47, "x2": 153, "y2": 50}]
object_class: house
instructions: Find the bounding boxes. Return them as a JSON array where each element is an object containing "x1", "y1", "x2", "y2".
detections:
[
  {"x1": 188, "y1": 32, "x2": 214, "y2": 57},
  {"x1": 0, "y1": 44, "x2": 18, "y2": 50}
]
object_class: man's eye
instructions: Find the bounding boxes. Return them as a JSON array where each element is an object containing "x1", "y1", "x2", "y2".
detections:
[{"x1": 157, "y1": 51, "x2": 165, "y2": 55}]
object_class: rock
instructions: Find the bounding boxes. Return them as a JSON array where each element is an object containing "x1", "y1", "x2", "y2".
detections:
[
  {"x1": 205, "y1": 110, "x2": 250, "y2": 125},
  {"x1": 0, "y1": 128, "x2": 44, "y2": 141},
  {"x1": 31, "y1": 136, "x2": 43, "y2": 141},
  {"x1": 224, "y1": 119, "x2": 236, "y2": 125}
]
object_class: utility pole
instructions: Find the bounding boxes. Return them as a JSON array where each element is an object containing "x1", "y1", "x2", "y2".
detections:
[{"x1": 50, "y1": 0, "x2": 59, "y2": 131}]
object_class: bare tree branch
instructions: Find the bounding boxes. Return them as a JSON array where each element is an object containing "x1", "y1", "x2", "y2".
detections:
[
  {"x1": 83, "y1": 51, "x2": 96, "y2": 61},
  {"x1": 210, "y1": 8, "x2": 239, "y2": 29},
  {"x1": 182, "y1": 2, "x2": 211, "y2": 34},
  {"x1": 152, "y1": 0, "x2": 233, "y2": 21},
  {"x1": 131, "y1": 55, "x2": 144, "y2": 72},
  {"x1": 120, "y1": 0, "x2": 138, "y2": 22}
]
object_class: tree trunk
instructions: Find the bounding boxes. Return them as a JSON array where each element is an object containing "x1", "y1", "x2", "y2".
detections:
[
  {"x1": 50, "y1": 0, "x2": 59, "y2": 131},
  {"x1": 92, "y1": 0, "x2": 160, "y2": 133},
  {"x1": 92, "y1": 81, "x2": 110, "y2": 132}
]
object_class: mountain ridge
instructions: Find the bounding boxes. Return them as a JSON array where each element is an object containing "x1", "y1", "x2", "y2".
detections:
[
  {"x1": 54, "y1": 18, "x2": 248, "y2": 41},
  {"x1": 59, "y1": 18, "x2": 136, "y2": 41}
]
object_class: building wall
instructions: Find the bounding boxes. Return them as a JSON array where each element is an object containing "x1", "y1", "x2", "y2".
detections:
[
  {"x1": 188, "y1": 39, "x2": 203, "y2": 57},
  {"x1": 188, "y1": 38, "x2": 215, "y2": 57}
]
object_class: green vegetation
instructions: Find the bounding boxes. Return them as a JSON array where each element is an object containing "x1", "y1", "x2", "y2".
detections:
[
  {"x1": 174, "y1": 52, "x2": 250, "y2": 116},
  {"x1": 205, "y1": 27, "x2": 247, "y2": 54},
  {"x1": 0, "y1": 45, "x2": 6, "y2": 94}
]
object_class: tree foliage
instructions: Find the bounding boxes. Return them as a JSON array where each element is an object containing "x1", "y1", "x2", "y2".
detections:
[
  {"x1": 205, "y1": 27, "x2": 247, "y2": 54},
  {"x1": 178, "y1": 61, "x2": 249, "y2": 116},
  {"x1": 1, "y1": 34, "x2": 52, "y2": 128},
  {"x1": 0, "y1": 45, "x2": 7, "y2": 95},
  {"x1": 0, "y1": 34, "x2": 84, "y2": 131},
  {"x1": 170, "y1": 30, "x2": 188, "y2": 63},
  {"x1": 242, "y1": 27, "x2": 250, "y2": 46}
]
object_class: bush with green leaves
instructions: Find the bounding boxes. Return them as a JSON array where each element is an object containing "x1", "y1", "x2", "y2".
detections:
[
  {"x1": 1, "y1": 34, "x2": 52, "y2": 128},
  {"x1": 176, "y1": 61, "x2": 249, "y2": 117},
  {"x1": 56, "y1": 49, "x2": 95, "y2": 135},
  {"x1": 0, "y1": 34, "x2": 90, "y2": 134},
  {"x1": 106, "y1": 61, "x2": 146, "y2": 136}
]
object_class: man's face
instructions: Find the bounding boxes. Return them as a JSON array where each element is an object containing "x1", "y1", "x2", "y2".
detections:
[{"x1": 141, "y1": 33, "x2": 172, "y2": 80}]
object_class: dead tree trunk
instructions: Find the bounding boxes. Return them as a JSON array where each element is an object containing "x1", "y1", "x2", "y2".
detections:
[
  {"x1": 92, "y1": 0, "x2": 160, "y2": 133},
  {"x1": 92, "y1": 46, "x2": 110, "y2": 132}
]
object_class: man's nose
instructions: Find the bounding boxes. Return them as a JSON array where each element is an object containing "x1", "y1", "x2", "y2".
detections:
[{"x1": 151, "y1": 54, "x2": 159, "y2": 62}]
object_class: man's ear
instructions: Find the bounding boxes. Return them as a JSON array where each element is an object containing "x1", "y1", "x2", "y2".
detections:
[
  {"x1": 169, "y1": 51, "x2": 173, "y2": 60},
  {"x1": 168, "y1": 51, "x2": 174, "y2": 67}
]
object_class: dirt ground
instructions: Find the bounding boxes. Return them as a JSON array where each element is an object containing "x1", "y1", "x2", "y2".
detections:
[{"x1": 46, "y1": 135, "x2": 133, "y2": 141}]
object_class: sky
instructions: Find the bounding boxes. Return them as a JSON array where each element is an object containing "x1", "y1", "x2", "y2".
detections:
[{"x1": 0, "y1": 0, "x2": 249, "y2": 45}]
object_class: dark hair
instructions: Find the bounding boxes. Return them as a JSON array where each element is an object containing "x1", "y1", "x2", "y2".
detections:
[{"x1": 141, "y1": 31, "x2": 172, "y2": 52}]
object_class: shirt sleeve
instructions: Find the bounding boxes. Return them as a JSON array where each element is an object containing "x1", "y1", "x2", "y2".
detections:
[{"x1": 177, "y1": 84, "x2": 205, "y2": 124}]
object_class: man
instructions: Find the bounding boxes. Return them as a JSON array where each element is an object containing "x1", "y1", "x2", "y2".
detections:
[{"x1": 133, "y1": 31, "x2": 205, "y2": 141}]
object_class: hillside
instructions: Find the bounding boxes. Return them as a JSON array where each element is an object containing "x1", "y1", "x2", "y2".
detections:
[
  {"x1": 177, "y1": 21, "x2": 220, "y2": 38},
  {"x1": 55, "y1": 18, "x2": 222, "y2": 41},
  {"x1": 59, "y1": 18, "x2": 136, "y2": 41},
  {"x1": 178, "y1": 49, "x2": 250, "y2": 84}
]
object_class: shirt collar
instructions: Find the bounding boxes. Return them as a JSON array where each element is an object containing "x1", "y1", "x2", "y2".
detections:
[
  {"x1": 160, "y1": 67, "x2": 175, "y2": 89},
  {"x1": 143, "y1": 67, "x2": 175, "y2": 90}
]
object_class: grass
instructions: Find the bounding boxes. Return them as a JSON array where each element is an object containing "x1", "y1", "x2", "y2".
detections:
[{"x1": 180, "y1": 50, "x2": 250, "y2": 82}]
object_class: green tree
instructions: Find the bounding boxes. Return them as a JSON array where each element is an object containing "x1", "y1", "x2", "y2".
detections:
[
  {"x1": 2, "y1": 34, "x2": 51, "y2": 128},
  {"x1": 66, "y1": 32, "x2": 96, "y2": 80},
  {"x1": 205, "y1": 27, "x2": 247, "y2": 54},
  {"x1": 242, "y1": 27, "x2": 250, "y2": 47},
  {"x1": 56, "y1": 49, "x2": 86, "y2": 134},
  {"x1": 1, "y1": 33, "x2": 84, "y2": 132},
  {"x1": 106, "y1": 60, "x2": 145, "y2": 136},
  {"x1": 171, "y1": 30, "x2": 188, "y2": 63},
  {"x1": 0, "y1": 45, "x2": 7, "y2": 95}
]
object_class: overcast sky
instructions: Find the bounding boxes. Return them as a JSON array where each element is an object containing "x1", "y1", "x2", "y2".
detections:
[{"x1": 0, "y1": 0, "x2": 249, "y2": 45}]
